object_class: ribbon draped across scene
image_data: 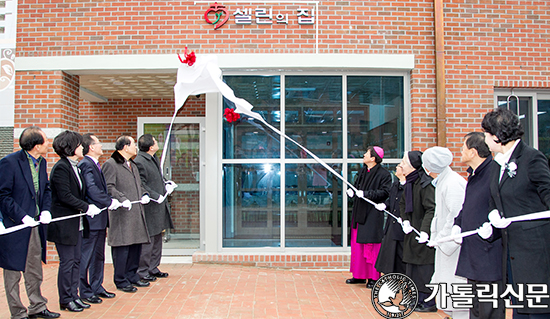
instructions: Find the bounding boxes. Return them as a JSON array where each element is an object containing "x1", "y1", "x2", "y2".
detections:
[
  {"x1": 3, "y1": 50, "x2": 550, "y2": 242},
  {"x1": 0, "y1": 188, "x2": 175, "y2": 236}
]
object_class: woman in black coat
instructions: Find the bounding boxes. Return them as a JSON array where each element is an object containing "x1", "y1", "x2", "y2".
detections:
[
  {"x1": 375, "y1": 164, "x2": 406, "y2": 275},
  {"x1": 482, "y1": 108, "x2": 550, "y2": 318},
  {"x1": 346, "y1": 146, "x2": 391, "y2": 288},
  {"x1": 48, "y1": 131, "x2": 100, "y2": 312},
  {"x1": 399, "y1": 150, "x2": 436, "y2": 312}
]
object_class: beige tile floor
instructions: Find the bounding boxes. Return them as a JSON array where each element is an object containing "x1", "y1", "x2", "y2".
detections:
[{"x1": 0, "y1": 263, "x2": 510, "y2": 319}]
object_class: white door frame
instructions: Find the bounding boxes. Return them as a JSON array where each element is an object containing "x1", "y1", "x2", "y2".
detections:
[{"x1": 137, "y1": 117, "x2": 206, "y2": 252}]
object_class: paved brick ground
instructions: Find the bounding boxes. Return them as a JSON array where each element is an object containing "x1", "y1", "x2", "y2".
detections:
[{"x1": 0, "y1": 263, "x2": 508, "y2": 319}]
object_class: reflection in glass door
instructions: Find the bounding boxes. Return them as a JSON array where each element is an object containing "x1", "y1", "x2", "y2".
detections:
[{"x1": 143, "y1": 122, "x2": 202, "y2": 252}]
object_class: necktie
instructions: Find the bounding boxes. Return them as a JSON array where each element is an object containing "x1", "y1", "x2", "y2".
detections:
[{"x1": 96, "y1": 161, "x2": 102, "y2": 172}]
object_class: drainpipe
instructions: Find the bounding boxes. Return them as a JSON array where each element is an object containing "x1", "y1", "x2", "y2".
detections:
[{"x1": 434, "y1": 0, "x2": 446, "y2": 146}]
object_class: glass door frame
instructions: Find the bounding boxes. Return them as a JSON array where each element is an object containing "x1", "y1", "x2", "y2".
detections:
[
  {"x1": 137, "y1": 116, "x2": 206, "y2": 251},
  {"x1": 217, "y1": 70, "x2": 411, "y2": 252}
]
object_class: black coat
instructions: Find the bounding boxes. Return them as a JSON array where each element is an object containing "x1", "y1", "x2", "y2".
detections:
[
  {"x1": 134, "y1": 152, "x2": 173, "y2": 237},
  {"x1": 350, "y1": 164, "x2": 391, "y2": 244},
  {"x1": 489, "y1": 140, "x2": 550, "y2": 314},
  {"x1": 78, "y1": 155, "x2": 111, "y2": 231},
  {"x1": 375, "y1": 178, "x2": 406, "y2": 274},
  {"x1": 454, "y1": 155, "x2": 502, "y2": 282},
  {"x1": 400, "y1": 171, "x2": 436, "y2": 265},
  {"x1": 384, "y1": 179, "x2": 405, "y2": 241},
  {"x1": 0, "y1": 150, "x2": 51, "y2": 271},
  {"x1": 47, "y1": 157, "x2": 90, "y2": 245}
]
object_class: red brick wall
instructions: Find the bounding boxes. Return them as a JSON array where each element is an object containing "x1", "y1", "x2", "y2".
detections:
[
  {"x1": 16, "y1": 0, "x2": 550, "y2": 167},
  {"x1": 14, "y1": 71, "x2": 81, "y2": 261},
  {"x1": 78, "y1": 97, "x2": 205, "y2": 236},
  {"x1": 12, "y1": 1, "x2": 550, "y2": 262}
]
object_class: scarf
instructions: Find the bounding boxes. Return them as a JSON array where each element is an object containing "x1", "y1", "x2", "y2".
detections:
[{"x1": 404, "y1": 169, "x2": 419, "y2": 214}]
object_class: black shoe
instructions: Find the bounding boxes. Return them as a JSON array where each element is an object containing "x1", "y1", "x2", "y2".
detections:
[
  {"x1": 74, "y1": 298, "x2": 91, "y2": 309},
  {"x1": 118, "y1": 285, "x2": 138, "y2": 293},
  {"x1": 151, "y1": 271, "x2": 169, "y2": 278},
  {"x1": 414, "y1": 304, "x2": 437, "y2": 312},
  {"x1": 84, "y1": 295, "x2": 103, "y2": 304},
  {"x1": 60, "y1": 301, "x2": 83, "y2": 312},
  {"x1": 97, "y1": 291, "x2": 116, "y2": 298},
  {"x1": 133, "y1": 280, "x2": 150, "y2": 287},
  {"x1": 345, "y1": 278, "x2": 366, "y2": 284},
  {"x1": 142, "y1": 274, "x2": 158, "y2": 282},
  {"x1": 366, "y1": 279, "x2": 376, "y2": 289},
  {"x1": 28, "y1": 309, "x2": 61, "y2": 318}
]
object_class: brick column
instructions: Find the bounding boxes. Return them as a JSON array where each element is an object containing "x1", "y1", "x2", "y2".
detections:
[{"x1": 14, "y1": 70, "x2": 80, "y2": 262}]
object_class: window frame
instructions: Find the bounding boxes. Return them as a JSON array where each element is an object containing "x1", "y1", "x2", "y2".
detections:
[
  {"x1": 494, "y1": 89, "x2": 550, "y2": 150},
  {"x1": 220, "y1": 70, "x2": 410, "y2": 251}
]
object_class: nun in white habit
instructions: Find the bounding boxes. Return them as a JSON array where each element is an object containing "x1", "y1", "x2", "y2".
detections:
[{"x1": 422, "y1": 147, "x2": 469, "y2": 319}]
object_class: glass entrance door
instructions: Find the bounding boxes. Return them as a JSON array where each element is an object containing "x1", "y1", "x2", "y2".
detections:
[{"x1": 142, "y1": 120, "x2": 204, "y2": 254}]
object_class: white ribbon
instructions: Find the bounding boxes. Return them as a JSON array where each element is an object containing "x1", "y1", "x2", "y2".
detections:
[
  {"x1": 0, "y1": 193, "x2": 169, "y2": 236},
  {"x1": 432, "y1": 209, "x2": 550, "y2": 245},
  {"x1": 163, "y1": 53, "x2": 550, "y2": 246}
]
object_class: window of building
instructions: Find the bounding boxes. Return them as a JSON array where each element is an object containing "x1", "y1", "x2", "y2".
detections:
[
  {"x1": 223, "y1": 74, "x2": 407, "y2": 248},
  {"x1": 495, "y1": 90, "x2": 550, "y2": 159}
]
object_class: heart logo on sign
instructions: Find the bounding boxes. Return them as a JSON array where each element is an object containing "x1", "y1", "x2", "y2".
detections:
[{"x1": 204, "y1": 3, "x2": 229, "y2": 30}]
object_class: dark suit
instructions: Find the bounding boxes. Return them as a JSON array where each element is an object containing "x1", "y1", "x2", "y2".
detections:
[
  {"x1": 47, "y1": 157, "x2": 90, "y2": 305},
  {"x1": 455, "y1": 155, "x2": 504, "y2": 319},
  {"x1": 455, "y1": 156, "x2": 502, "y2": 282},
  {"x1": 78, "y1": 155, "x2": 112, "y2": 298},
  {"x1": 489, "y1": 140, "x2": 550, "y2": 315},
  {"x1": 134, "y1": 152, "x2": 173, "y2": 278},
  {"x1": 0, "y1": 150, "x2": 51, "y2": 317}
]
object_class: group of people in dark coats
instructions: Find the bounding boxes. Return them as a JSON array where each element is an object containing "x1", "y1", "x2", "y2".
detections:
[
  {"x1": 347, "y1": 108, "x2": 550, "y2": 319},
  {"x1": 0, "y1": 127, "x2": 176, "y2": 318}
]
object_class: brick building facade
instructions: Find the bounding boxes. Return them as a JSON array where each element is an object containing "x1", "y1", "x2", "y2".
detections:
[{"x1": 3, "y1": 0, "x2": 549, "y2": 268}]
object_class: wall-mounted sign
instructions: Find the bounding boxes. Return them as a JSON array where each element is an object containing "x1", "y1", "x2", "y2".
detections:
[
  {"x1": 204, "y1": 3, "x2": 230, "y2": 29},
  {"x1": 203, "y1": 2, "x2": 315, "y2": 29}
]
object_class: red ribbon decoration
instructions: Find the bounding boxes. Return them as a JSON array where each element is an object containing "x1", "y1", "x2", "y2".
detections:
[
  {"x1": 178, "y1": 47, "x2": 196, "y2": 66},
  {"x1": 224, "y1": 108, "x2": 241, "y2": 123}
]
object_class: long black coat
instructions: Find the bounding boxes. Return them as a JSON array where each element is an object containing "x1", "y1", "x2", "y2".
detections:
[
  {"x1": 400, "y1": 172, "x2": 436, "y2": 265},
  {"x1": 454, "y1": 155, "x2": 502, "y2": 282},
  {"x1": 47, "y1": 157, "x2": 90, "y2": 245},
  {"x1": 78, "y1": 155, "x2": 112, "y2": 231},
  {"x1": 489, "y1": 140, "x2": 550, "y2": 314},
  {"x1": 375, "y1": 179, "x2": 405, "y2": 273},
  {"x1": 134, "y1": 152, "x2": 173, "y2": 237},
  {"x1": 350, "y1": 164, "x2": 391, "y2": 244},
  {"x1": 383, "y1": 179, "x2": 405, "y2": 241},
  {"x1": 0, "y1": 150, "x2": 51, "y2": 271}
]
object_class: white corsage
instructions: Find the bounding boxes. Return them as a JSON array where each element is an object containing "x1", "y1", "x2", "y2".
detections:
[{"x1": 505, "y1": 161, "x2": 517, "y2": 178}]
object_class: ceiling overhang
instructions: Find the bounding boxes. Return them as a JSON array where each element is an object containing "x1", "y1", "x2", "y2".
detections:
[{"x1": 16, "y1": 54, "x2": 415, "y2": 101}]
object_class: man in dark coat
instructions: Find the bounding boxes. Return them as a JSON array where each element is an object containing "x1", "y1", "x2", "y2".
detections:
[
  {"x1": 482, "y1": 108, "x2": 550, "y2": 317},
  {"x1": 0, "y1": 126, "x2": 60, "y2": 319},
  {"x1": 399, "y1": 150, "x2": 436, "y2": 312},
  {"x1": 453, "y1": 132, "x2": 504, "y2": 319},
  {"x1": 346, "y1": 146, "x2": 391, "y2": 288},
  {"x1": 134, "y1": 134, "x2": 174, "y2": 281},
  {"x1": 78, "y1": 134, "x2": 120, "y2": 304},
  {"x1": 102, "y1": 135, "x2": 151, "y2": 293}
]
